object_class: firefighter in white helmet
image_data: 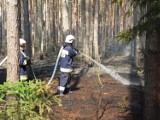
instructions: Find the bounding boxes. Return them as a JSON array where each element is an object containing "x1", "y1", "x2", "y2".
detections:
[
  {"x1": 57, "y1": 35, "x2": 78, "y2": 96},
  {"x1": 19, "y1": 38, "x2": 30, "y2": 81}
]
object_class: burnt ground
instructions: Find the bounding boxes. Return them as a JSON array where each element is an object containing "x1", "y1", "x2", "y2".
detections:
[
  {"x1": 49, "y1": 74, "x2": 144, "y2": 120},
  {"x1": 0, "y1": 56, "x2": 144, "y2": 120}
]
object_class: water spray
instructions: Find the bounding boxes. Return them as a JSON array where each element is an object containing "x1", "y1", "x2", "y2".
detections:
[
  {"x1": 79, "y1": 51, "x2": 104, "y2": 87},
  {"x1": 79, "y1": 51, "x2": 140, "y2": 86}
]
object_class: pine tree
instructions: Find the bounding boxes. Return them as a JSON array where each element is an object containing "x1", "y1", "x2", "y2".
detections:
[
  {"x1": 6, "y1": 0, "x2": 20, "y2": 82},
  {"x1": 116, "y1": 0, "x2": 160, "y2": 119}
]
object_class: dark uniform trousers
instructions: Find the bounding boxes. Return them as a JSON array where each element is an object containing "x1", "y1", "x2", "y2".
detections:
[{"x1": 58, "y1": 72, "x2": 71, "y2": 94}]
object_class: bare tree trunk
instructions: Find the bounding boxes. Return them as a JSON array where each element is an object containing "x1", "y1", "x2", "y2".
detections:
[
  {"x1": 41, "y1": 0, "x2": 46, "y2": 53},
  {"x1": 72, "y1": 0, "x2": 77, "y2": 37},
  {"x1": 22, "y1": 0, "x2": 32, "y2": 79},
  {"x1": 77, "y1": 0, "x2": 82, "y2": 47},
  {"x1": 81, "y1": 0, "x2": 85, "y2": 53},
  {"x1": 2, "y1": 0, "x2": 7, "y2": 55},
  {"x1": 50, "y1": 0, "x2": 57, "y2": 51},
  {"x1": 45, "y1": 0, "x2": 49, "y2": 52},
  {"x1": 6, "y1": 0, "x2": 20, "y2": 82},
  {"x1": 62, "y1": 0, "x2": 69, "y2": 36},
  {"x1": 101, "y1": 0, "x2": 108, "y2": 58},
  {"x1": 0, "y1": 1, "x2": 2, "y2": 54},
  {"x1": 68, "y1": 0, "x2": 72, "y2": 33},
  {"x1": 38, "y1": 0, "x2": 42, "y2": 53},
  {"x1": 88, "y1": 0, "x2": 94, "y2": 57},
  {"x1": 22, "y1": 0, "x2": 31, "y2": 57},
  {"x1": 133, "y1": 7, "x2": 144, "y2": 68},
  {"x1": 75, "y1": 0, "x2": 79, "y2": 46},
  {"x1": 58, "y1": 0, "x2": 63, "y2": 43},
  {"x1": 83, "y1": 0, "x2": 90, "y2": 63},
  {"x1": 35, "y1": 0, "x2": 38, "y2": 55},
  {"x1": 93, "y1": 0, "x2": 100, "y2": 61},
  {"x1": 29, "y1": 0, "x2": 34, "y2": 56}
]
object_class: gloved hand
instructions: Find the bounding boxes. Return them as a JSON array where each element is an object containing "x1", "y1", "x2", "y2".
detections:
[{"x1": 24, "y1": 56, "x2": 31, "y2": 65}]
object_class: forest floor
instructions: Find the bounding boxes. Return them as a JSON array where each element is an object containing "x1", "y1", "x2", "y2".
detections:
[{"x1": 0, "y1": 54, "x2": 144, "y2": 120}]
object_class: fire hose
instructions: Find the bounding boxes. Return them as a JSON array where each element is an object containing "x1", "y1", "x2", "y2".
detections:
[
  {"x1": 0, "y1": 56, "x2": 7, "y2": 67},
  {"x1": 47, "y1": 47, "x2": 103, "y2": 87},
  {"x1": 47, "y1": 46, "x2": 64, "y2": 85}
]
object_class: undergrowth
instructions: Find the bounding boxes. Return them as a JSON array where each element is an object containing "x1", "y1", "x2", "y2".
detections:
[{"x1": 0, "y1": 80, "x2": 61, "y2": 120}]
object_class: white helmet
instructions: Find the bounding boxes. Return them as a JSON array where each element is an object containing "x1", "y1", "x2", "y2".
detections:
[
  {"x1": 65, "y1": 35, "x2": 75, "y2": 43},
  {"x1": 19, "y1": 38, "x2": 26, "y2": 45}
]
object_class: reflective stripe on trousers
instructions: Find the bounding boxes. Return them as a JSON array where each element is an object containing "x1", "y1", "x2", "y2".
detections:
[
  {"x1": 58, "y1": 86, "x2": 65, "y2": 91},
  {"x1": 58, "y1": 72, "x2": 71, "y2": 92},
  {"x1": 60, "y1": 67, "x2": 73, "y2": 73},
  {"x1": 20, "y1": 75, "x2": 28, "y2": 81}
]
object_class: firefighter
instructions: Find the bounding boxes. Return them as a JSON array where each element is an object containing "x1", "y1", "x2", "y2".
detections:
[
  {"x1": 57, "y1": 35, "x2": 78, "y2": 96},
  {"x1": 19, "y1": 38, "x2": 30, "y2": 81}
]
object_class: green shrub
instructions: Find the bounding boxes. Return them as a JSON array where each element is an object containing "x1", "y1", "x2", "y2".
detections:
[{"x1": 0, "y1": 80, "x2": 61, "y2": 120}]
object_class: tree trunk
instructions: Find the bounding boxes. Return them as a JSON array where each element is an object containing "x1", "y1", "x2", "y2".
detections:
[
  {"x1": 62, "y1": 0, "x2": 69, "y2": 36},
  {"x1": 0, "y1": 1, "x2": 2, "y2": 54},
  {"x1": 100, "y1": 0, "x2": 107, "y2": 58},
  {"x1": 77, "y1": 0, "x2": 82, "y2": 48},
  {"x1": 41, "y1": 0, "x2": 46, "y2": 53},
  {"x1": 2, "y1": 0, "x2": 7, "y2": 55},
  {"x1": 22, "y1": 0, "x2": 32, "y2": 79},
  {"x1": 85, "y1": 0, "x2": 89, "y2": 57},
  {"x1": 34, "y1": 0, "x2": 38, "y2": 55},
  {"x1": 51, "y1": 0, "x2": 57, "y2": 50},
  {"x1": 81, "y1": 0, "x2": 86, "y2": 53},
  {"x1": 83, "y1": 0, "x2": 90, "y2": 63},
  {"x1": 89, "y1": 0, "x2": 94, "y2": 57},
  {"x1": 143, "y1": 2, "x2": 160, "y2": 119},
  {"x1": 58, "y1": 0, "x2": 63, "y2": 44},
  {"x1": 45, "y1": 0, "x2": 49, "y2": 51},
  {"x1": 93, "y1": 0, "x2": 100, "y2": 61},
  {"x1": 133, "y1": 6, "x2": 142, "y2": 67},
  {"x1": 68, "y1": 0, "x2": 72, "y2": 33},
  {"x1": 22, "y1": 0, "x2": 31, "y2": 57},
  {"x1": 6, "y1": 0, "x2": 20, "y2": 82},
  {"x1": 72, "y1": 0, "x2": 78, "y2": 38},
  {"x1": 144, "y1": 20, "x2": 160, "y2": 120}
]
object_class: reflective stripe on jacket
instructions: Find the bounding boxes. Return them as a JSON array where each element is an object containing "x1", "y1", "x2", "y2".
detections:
[{"x1": 59, "y1": 44, "x2": 77, "y2": 73}]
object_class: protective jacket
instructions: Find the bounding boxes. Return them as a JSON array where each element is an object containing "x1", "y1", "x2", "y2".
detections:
[
  {"x1": 19, "y1": 50, "x2": 29, "y2": 81},
  {"x1": 59, "y1": 44, "x2": 78, "y2": 73}
]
